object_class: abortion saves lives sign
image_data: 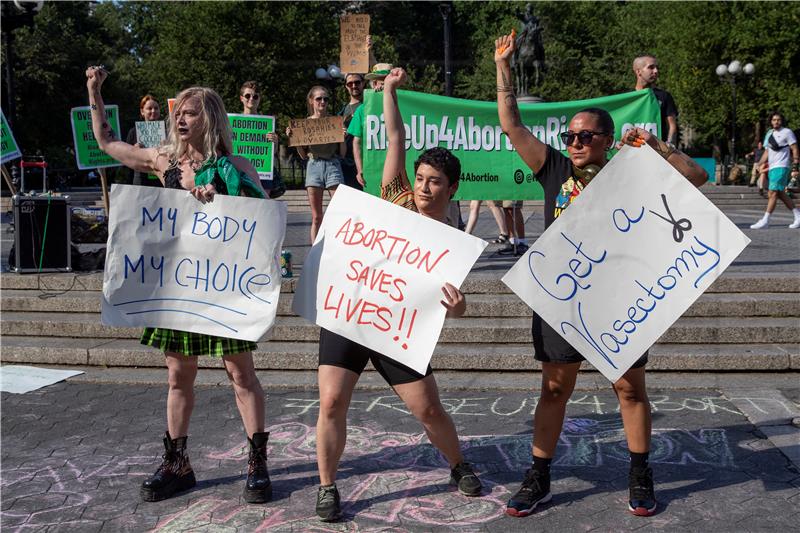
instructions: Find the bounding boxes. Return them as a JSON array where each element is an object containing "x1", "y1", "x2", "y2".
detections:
[
  {"x1": 102, "y1": 185, "x2": 287, "y2": 341},
  {"x1": 293, "y1": 185, "x2": 487, "y2": 374},
  {"x1": 502, "y1": 145, "x2": 750, "y2": 383}
]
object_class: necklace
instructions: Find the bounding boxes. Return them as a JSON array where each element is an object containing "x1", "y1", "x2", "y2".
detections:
[{"x1": 182, "y1": 156, "x2": 204, "y2": 171}]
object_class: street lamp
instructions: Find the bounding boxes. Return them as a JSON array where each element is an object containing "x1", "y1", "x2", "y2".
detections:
[{"x1": 716, "y1": 60, "x2": 754, "y2": 173}]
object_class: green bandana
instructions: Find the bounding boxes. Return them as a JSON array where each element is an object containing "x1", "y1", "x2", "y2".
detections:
[{"x1": 193, "y1": 156, "x2": 265, "y2": 199}]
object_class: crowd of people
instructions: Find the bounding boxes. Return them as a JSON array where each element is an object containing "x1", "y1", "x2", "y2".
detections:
[{"x1": 87, "y1": 23, "x2": 797, "y2": 525}]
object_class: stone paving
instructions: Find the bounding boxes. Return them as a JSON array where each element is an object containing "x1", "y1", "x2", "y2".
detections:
[{"x1": 2, "y1": 379, "x2": 800, "y2": 532}]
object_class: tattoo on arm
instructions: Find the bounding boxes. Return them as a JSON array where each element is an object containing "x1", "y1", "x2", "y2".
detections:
[
  {"x1": 501, "y1": 69, "x2": 510, "y2": 87},
  {"x1": 504, "y1": 94, "x2": 521, "y2": 123},
  {"x1": 102, "y1": 122, "x2": 109, "y2": 129}
]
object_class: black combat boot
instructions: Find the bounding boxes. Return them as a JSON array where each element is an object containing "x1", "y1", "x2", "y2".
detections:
[
  {"x1": 243, "y1": 431, "x2": 272, "y2": 503},
  {"x1": 140, "y1": 432, "x2": 196, "y2": 502}
]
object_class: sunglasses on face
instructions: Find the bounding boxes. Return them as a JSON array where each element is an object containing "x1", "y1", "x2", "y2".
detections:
[
  {"x1": 314, "y1": 96, "x2": 330, "y2": 102},
  {"x1": 560, "y1": 130, "x2": 607, "y2": 146},
  {"x1": 346, "y1": 81, "x2": 362, "y2": 88},
  {"x1": 243, "y1": 93, "x2": 259, "y2": 100}
]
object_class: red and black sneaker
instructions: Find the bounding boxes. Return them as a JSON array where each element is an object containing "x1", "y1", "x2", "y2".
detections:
[{"x1": 628, "y1": 466, "x2": 657, "y2": 516}]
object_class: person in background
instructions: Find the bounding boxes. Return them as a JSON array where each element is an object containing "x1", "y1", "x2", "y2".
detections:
[
  {"x1": 125, "y1": 94, "x2": 163, "y2": 187},
  {"x1": 338, "y1": 72, "x2": 366, "y2": 190},
  {"x1": 633, "y1": 54, "x2": 678, "y2": 145},
  {"x1": 750, "y1": 112, "x2": 800, "y2": 229},
  {"x1": 291, "y1": 85, "x2": 346, "y2": 243},
  {"x1": 239, "y1": 80, "x2": 281, "y2": 198},
  {"x1": 464, "y1": 200, "x2": 509, "y2": 243}
]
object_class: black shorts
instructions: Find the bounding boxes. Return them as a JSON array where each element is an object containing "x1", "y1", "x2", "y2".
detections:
[
  {"x1": 319, "y1": 329, "x2": 433, "y2": 386},
  {"x1": 531, "y1": 314, "x2": 648, "y2": 368}
]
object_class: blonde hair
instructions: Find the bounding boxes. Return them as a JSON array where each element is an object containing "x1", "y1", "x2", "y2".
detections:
[
  {"x1": 160, "y1": 86, "x2": 232, "y2": 163},
  {"x1": 306, "y1": 85, "x2": 329, "y2": 116}
]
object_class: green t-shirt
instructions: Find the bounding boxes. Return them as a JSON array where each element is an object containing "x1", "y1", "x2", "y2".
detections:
[{"x1": 346, "y1": 104, "x2": 364, "y2": 139}]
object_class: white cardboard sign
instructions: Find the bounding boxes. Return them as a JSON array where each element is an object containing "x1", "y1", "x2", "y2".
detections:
[
  {"x1": 102, "y1": 185, "x2": 287, "y2": 342},
  {"x1": 502, "y1": 145, "x2": 750, "y2": 383},
  {"x1": 293, "y1": 185, "x2": 487, "y2": 374}
]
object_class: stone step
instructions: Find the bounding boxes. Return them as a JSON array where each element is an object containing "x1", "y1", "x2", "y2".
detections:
[
  {"x1": 2, "y1": 312, "x2": 797, "y2": 344},
  {"x1": 2, "y1": 271, "x2": 798, "y2": 294},
  {"x1": 3, "y1": 289, "x2": 797, "y2": 318},
  {"x1": 1, "y1": 336, "x2": 796, "y2": 371}
]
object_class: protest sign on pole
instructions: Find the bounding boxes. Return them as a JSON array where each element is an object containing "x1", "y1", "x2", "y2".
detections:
[
  {"x1": 102, "y1": 185, "x2": 287, "y2": 342},
  {"x1": 168, "y1": 98, "x2": 176, "y2": 115},
  {"x1": 228, "y1": 114, "x2": 275, "y2": 181},
  {"x1": 70, "y1": 105, "x2": 122, "y2": 170},
  {"x1": 502, "y1": 145, "x2": 750, "y2": 383},
  {"x1": 1, "y1": 109, "x2": 22, "y2": 165},
  {"x1": 287, "y1": 116, "x2": 344, "y2": 147},
  {"x1": 293, "y1": 185, "x2": 487, "y2": 375},
  {"x1": 340, "y1": 14, "x2": 370, "y2": 74},
  {"x1": 361, "y1": 89, "x2": 661, "y2": 200},
  {"x1": 135, "y1": 121, "x2": 166, "y2": 148}
]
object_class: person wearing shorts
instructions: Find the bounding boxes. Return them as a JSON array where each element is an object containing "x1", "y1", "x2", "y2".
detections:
[
  {"x1": 494, "y1": 32, "x2": 708, "y2": 519},
  {"x1": 291, "y1": 85, "x2": 346, "y2": 243},
  {"x1": 313, "y1": 67, "x2": 482, "y2": 522},
  {"x1": 750, "y1": 112, "x2": 800, "y2": 229}
]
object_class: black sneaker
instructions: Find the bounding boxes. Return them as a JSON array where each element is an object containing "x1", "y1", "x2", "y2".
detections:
[
  {"x1": 513, "y1": 242, "x2": 529, "y2": 256},
  {"x1": 628, "y1": 466, "x2": 657, "y2": 516},
  {"x1": 506, "y1": 468, "x2": 552, "y2": 517},
  {"x1": 316, "y1": 484, "x2": 342, "y2": 522},
  {"x1": 497, "y1": 243, "x2": 516, "y2": 255},
  {"x1": 449, "y1": 462, "x2": 482, "y2": 496}
]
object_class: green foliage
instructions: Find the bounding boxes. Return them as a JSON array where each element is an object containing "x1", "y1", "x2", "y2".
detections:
[{"x1": 4, "y1": 0, "x2": 799, "y2": 173}]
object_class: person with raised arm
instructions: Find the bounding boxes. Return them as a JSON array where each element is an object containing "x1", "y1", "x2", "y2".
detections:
[
  {"x1": 85, "y1": 66, "x2": 273, "y2": 504},
  {"x1": 493, "y1": 33, "x2": 707, "y2": 519},
  {"x1": 313, "y1": 67, "x2": 482, "y2": 522}
]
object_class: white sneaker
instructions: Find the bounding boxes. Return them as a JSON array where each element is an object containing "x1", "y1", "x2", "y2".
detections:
[
  {"x1": 750, "y1": 218, "x2": 769, "y2": 229},
  {"x1": 790, "y1": 217, "x2": 800, "y2": 229}
]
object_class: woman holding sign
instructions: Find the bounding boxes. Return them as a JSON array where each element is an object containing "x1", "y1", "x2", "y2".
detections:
[
  {"x1": 493, "y1": 34, "x2": 707, "y2": 519},
  {"x1": 313, "y1": 68, "x2": 482, "y2": 522},
  {"x1": 125, "y1": 94, "x2": 163, "y2": 187},
  {"x1": 289, "y1": 85, "x2": 346, "y2": 243},
  {"x1": 85, "y1": 66, "x2": 273, "y2": 504}
]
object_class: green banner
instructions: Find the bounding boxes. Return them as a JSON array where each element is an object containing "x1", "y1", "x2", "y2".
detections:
[
  {"x1": 228, "y1": 114, "x2": 275, "y2": 181},
  {"x1": 362, "y1": 89, "x2": 661, "y2": 200},
  {"x1": 1, "y1": 109, "x2": 22, "y2": 165},
  {"x1": 70, "y1": 105, "x2": 122, "y2": 170}
]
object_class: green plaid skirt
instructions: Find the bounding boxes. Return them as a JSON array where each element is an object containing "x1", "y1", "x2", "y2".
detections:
[{"x1": 140, "y1": 328, "x2": 257, "y2": 357}]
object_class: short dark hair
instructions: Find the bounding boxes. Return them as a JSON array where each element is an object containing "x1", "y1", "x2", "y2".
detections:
[
  {"x1": 240, "y1": 80, "x2": 259, "y2": 95},
  {"x1": 345, "y1": 73, "x2": 365, "y2": 83},
  {"x1": 770, "y1": 112, "x2": 786, "y2": 124},
  {"x1": 576, "y1": 107, "x2": 615, "y2": 136},
  {"x1": 414, "y1": 147, "x2": 461, "y2": 186}
]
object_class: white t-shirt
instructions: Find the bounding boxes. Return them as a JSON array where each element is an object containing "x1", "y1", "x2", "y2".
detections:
[{"x1": 763, "y1": 127, "x2": 797, "y2": 168}]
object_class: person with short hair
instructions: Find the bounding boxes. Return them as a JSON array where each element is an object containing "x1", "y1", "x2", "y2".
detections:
[
  {"x1": 495, "y1": 33, "x2": 707, "y2": 519},
  {"x1": 338, "y1": 72, "x2": 366, "y2": 190},
  {"x1": 750, "y1": 112, "x2": 800, "y2": 229},
  {"x1": 125, "y1": 94, "x2": 163, "y2": 187},
  {"x1": 85, "y1": 66, "x2": 273, "y2": 505},
  {"x1": 633, "y1": 54, "x2": 678, "y2": 145},
  {"x1": 239, "y1": 80, "x2": 261, "y2": 115},
  {"x1": 314, "y1": 67, "x2": 482, "y2": 523}
]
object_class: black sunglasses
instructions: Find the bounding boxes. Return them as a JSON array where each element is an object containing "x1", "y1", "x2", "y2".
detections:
[
  {"x1": 314, "y1": 96, "x2": 330, "y2": 102},
  {"x1": 243, "y1": 93, "x2": 259, "y2": 100},
  {"x1": 560, "y1": 130, "x2": 607, "y2": 146}
]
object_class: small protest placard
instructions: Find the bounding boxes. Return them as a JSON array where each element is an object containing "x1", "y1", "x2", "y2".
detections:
[
  {"x1": 340, "y1": 14, "x2": 370, "y2": 74},
  {"x1": 135, "y1": 121, "x2": 166, "y2": 148},
  {"x1": 287, "y1": 116, "x2": 344, "y2": 147},
  {"x1": 293, "y1": 185, "x2": 487, "y2": 375},
  {"x1": 228, "y1": 114, "x2": 275, "y2": 181},
  {"x1": 168, "y1": 98, "x2": 176, "y2": 115},
  {"x1": 70, "y1": 105, "x2": 122, "y2": 170},
  {"x1": 1, "y1": 109, "x2": 21, "y2": 164},
  {"x1": 502, "y1": 145, "x2": 750, "y2": 383},
  {"x1": 102, "y1": 185, "x2": 287, "y2": 341}
]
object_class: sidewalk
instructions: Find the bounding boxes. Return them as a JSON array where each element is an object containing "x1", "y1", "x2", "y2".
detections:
[{"x1": 2, "y1": 373, "x2": 799, "y2": 532}]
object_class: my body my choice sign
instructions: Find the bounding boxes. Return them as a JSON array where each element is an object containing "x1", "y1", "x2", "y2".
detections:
[
  {"x1": 502, "y1": 146, "x2": 750, "y2": 383},
  {"x1": 293, "y1": 185, "x2": 487, "y2": 375},
  {"x1": 362, "y1": 89, "x2": 661, "y2": 200},
  {"x1": 102, "y1": 185, "x2": 287, "y2": 341}
]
